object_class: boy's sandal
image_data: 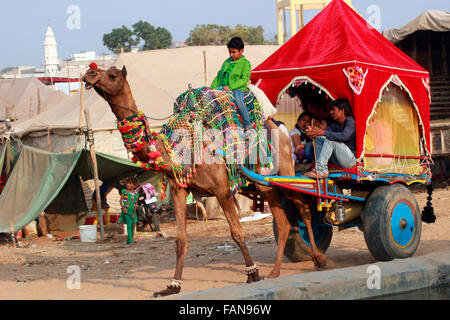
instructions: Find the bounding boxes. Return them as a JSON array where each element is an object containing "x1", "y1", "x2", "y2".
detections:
[{"x1": 303, "y1": 170, "x2": 328, "y2": 179}]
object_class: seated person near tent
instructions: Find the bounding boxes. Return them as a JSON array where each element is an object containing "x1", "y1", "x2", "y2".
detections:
[
  {"x1": 305, "y1": 116, "x2": 333, "y2": 162},
  {"x1": 91, "y1": 183, "x2": 114, "y2": 226},
  {"x1": 304, "y1": 99, "x2": 356, "y2": 178},
  {"x1": 211, "y1": 37, "x2": 252, "y2": 130},
  {"x1": 289, "y1": 112, "x2": 312, "y2": 163}
]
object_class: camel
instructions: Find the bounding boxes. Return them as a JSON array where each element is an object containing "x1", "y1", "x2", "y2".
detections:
[{"x1": 82, "y1": 65, "x2": 326, "y2": 297}]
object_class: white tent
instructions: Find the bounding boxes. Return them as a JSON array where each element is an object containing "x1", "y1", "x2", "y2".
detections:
[
  {"x1": 9, "y1": 45, "x2": 280, "y2": 157},
  {"x1": 0, "y1": 77, "x2": 69, "y2": 122}
]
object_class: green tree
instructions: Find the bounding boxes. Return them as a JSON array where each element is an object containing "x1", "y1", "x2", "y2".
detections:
[
  {"x1": 132, "y1": 20, "x2": 172, "y2": 50},
  {"x1": 187, "y1": 24, "x2": 267, "y2": 46},
  {"x1": 186, "y1": 24, "x2": 232, "y2": 46},
  {"x1": 103, "y1": 26, "x2": 139, "y2": 54},
  {"x1": 103, "y1": 21, "x2": 173, "y2": 53},
  {"x1": 231, "y1": 25, "x2": 265, "y2": 45}
]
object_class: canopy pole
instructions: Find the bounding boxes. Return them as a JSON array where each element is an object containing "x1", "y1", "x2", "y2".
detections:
[
  {"x1": 76, "y1": 75, "x2": 85, "y2": 148},
  {"x1": 84, "y1": 108, "x2": 105, "y2": 240},
  {"x1": 203, "y1": 50, "x2": 208, "y2": 87},
  {"x1": 37, "y1": 88, "x2": 41, "y2": 115}
]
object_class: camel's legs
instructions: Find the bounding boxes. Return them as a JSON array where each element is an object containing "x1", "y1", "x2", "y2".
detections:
[
  {"x1": 290, "y1": 197, "x2": 327, "y2": 268},
  {"x1": 154, "y1": 180, "x2": 188, "y2": 297},
  {"x1": 255, "y1": 184, "x2": 291, "y2": 279},
  {"x1": 264, "y1": 198, "x2": 291, "y2": 278},
  {"x1": 215, "y1": 191, "x2": 261, "y2": 283},
  {"x1": 172, "y1": 188, "x2": 189, "y2": 281}
]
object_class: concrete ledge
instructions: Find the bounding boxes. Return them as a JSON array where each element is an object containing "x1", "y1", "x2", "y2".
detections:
[{"x1": 167, "y1": 251, "x2": 450, "y2": 300}]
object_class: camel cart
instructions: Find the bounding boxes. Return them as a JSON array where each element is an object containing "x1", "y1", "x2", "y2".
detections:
[{"x1": 240, "y1": 0, "x2": 436, "y2": 262}]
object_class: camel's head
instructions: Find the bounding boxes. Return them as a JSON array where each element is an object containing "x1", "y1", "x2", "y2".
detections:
[{"x1": 82, "y1": 63, "x2": 128, "y2": 97}]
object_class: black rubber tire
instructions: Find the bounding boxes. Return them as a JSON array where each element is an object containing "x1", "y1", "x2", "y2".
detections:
[
  {"x1": 273, "y1": 199, "x2": 333, "y2": 262},
  {"x1": 361, "y1": 184, "x2": 422, "y2": 261}
]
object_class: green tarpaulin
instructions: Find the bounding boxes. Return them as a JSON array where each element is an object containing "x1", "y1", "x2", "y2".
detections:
[
  {"x1": 0, "y1": 143, "x2": 81, "y2": 232},
  {"x1": 0, "y1": 140, "x2": 159, "y2": 233}
]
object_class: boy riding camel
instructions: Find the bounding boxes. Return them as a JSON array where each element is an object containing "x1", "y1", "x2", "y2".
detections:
[{"x1": 211, "y1": 37, "x2": 252, "y2": 131}]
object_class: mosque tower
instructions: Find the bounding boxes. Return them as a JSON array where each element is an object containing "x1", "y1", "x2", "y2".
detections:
[{"x1": 43, "y1": 26, "x2": 59, "y2": 76}]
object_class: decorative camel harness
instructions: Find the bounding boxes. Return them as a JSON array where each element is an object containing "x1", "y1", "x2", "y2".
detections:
[{"x1": 116, "y1": 87, "x2": 274, "y2": 201}]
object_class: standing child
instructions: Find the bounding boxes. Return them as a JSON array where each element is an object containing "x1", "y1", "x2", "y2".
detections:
[
  {"x1": 211, "y1": 37, "x2": 252, "y2": 130},
  {"x1": 118, "y1": 177, "x2": 139, "y2": 245}
]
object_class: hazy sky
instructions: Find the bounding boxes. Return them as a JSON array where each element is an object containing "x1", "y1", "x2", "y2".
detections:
[{"x1": 0, "y1": 0, "x2": 449, "y2": 70}]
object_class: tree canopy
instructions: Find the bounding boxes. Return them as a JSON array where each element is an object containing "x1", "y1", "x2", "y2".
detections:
[
  {"x1": 103, "y1": 21, "x2": 172, "y2": 54},
  {"x1": 186, "y1": 24, "x2": 271, "y2": 46}
]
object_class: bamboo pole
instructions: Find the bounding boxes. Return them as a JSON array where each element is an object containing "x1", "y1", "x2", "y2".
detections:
[
  {"x1": 84, "y1": 108, "x2": 105, "y2": 240},
  {"x1": 9, "y1": 220, "x2": 17, "y2": 247},
  {"x1": 5, "y1": 106, "x2": 10, "y2": 120},
  {"x1": 203, "y1": 50, "x2": 208, "y2": 87},
  {"x1": 76, "y1": 75, "x2": 85, "y2": 147},
  {"x1": 37, "y1": 88, "x2": 41, "y2": 115}
]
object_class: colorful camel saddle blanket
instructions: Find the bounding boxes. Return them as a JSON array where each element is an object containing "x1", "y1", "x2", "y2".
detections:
[{"x1": 161, "y1": 87, "x2": 275, "y2": 194}]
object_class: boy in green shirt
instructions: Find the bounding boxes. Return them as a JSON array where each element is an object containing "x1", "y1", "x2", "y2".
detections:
[{"x1": 211, "y1": 37, "x2": 252, "y2": 130}]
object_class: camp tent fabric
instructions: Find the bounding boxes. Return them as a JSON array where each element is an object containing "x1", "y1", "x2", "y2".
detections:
[
  {"x1": 0, "y1": 139, "x2": 20, "y2": 179},
  {"x1": 76, "y1": 150, "x2": 142, "y2": 184},
  {"x1": 9, "y1": 46, "x2": 279, "y2": 140},
  {"x1": 0, "y1": 144, "x2": 81, "y2": 233},
  {"x1": 383, "y1": 10, "x2": 450, "y2": 44},
  {"x1": 0, "y1": 78, "x2": 69, "y2": 122},
  {"x1": 251, "y1": 0, "x2": 431, "y2": 160},
  {"x1": 9, "y1": 89, "x2": 121, "y2": 139},
  {"x1": 0, "y1": 139, "x2": 152, "y2": 233}
]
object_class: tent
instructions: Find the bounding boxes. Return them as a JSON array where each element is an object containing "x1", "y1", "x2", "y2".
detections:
[
  {"x1": 0, "y1": 77, "x2": 69, "y2": 125},
  {"x1": 251, "y1": 0, "x2": 432, "y2": 164},
  {"x1": 9, "y1": 46, "x2": 279, "y2": 144},
  {"x1": 7, "y1": 45, "x2": 279, "y2": 157},
  {"x1": 0, "y1": 138, "x2": 155, "y2": 233}
]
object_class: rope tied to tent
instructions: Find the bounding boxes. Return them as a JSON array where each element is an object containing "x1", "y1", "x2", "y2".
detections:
[{"x1": 84, "y1": 128, "x2": 95, "y2": 148}]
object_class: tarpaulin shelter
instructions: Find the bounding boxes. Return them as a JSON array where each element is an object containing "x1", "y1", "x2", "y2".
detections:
[
  {"x1": 0, "y1": 139, "x2": 152, "y2": 233},
  {"x1": 251, "y1": 0, "x2": 432, "y2": 170}
]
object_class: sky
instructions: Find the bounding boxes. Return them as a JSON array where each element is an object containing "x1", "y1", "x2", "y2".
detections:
[{"x1": 0, "y1": 0, "x2": 449, "y2": 70}]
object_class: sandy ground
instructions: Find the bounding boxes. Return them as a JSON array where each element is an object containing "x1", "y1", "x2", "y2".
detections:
[{"x1": 0, "y1": 186, "x2": 449, "y2": 300}]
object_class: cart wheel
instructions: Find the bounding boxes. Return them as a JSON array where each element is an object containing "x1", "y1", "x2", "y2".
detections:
[
  {"x1": 361, "y1": 184, "x2": 422, "y2": 261},
  {"x1": 273, "y1": 199, "x2": 333, "y2": 262}
]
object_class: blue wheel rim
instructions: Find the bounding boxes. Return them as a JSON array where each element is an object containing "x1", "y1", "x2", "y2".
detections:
[
  {"x1": 299, "y1": 222, "x2": 328, "y2": 247},
  {"x1": 390, "y1": 201, "x2": 416, "y2": 248}
]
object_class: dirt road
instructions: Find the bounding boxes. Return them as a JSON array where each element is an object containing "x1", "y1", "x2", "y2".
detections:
[{"x1": 0, "y1": 187, "x2": 448, "y2": 300}]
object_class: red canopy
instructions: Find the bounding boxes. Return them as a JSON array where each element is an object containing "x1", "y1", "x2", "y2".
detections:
[{"x1": 251, "y1": 0, "x2": 431, "y2": 159}]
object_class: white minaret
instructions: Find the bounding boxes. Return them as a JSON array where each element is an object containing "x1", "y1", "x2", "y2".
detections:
[{"x1": 43, "y1": 26, "x2": 59, "y2": 76}]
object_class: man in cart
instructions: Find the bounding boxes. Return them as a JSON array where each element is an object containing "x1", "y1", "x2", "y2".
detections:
[{"x1": 303, "y1": 98, "x2": 357, "y2": 178}]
